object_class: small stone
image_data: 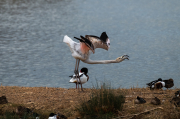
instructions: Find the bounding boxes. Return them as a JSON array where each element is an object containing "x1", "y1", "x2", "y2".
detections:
[{"x1": 27, "y1": 101, "x2": 34, "y2": 104}]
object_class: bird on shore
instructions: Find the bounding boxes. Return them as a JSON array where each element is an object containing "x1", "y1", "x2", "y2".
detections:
[
  {"x1": 163, "y1": 78, "x2": 174, "y2": 89},
  {"x1": 147, "y1": 78, "x2": 174, "y2": 90},
  {"x1": 69, "y1": 67, "x2": 89, "y2": 90},
  {"x1": 151, "y1": 97, "x2": 161, "y2": 105},
  {"x1": 48, "y1": 113, "x2": 60, "y2": 119},
  {"x1": 170, "y1": 91, "x2": 180, "y2": 107},
  {"x1": 146, "y1": 78, "x2": 162, "y2": 87},
  {"x1": 146, "y1": 78, "x2": 165, "y2": 90},
  {"x1": 134, "y1": 96, "x2": 146, "y2": 104},
  {"x1": 63, "y1": 32, "x2": 129, "y2": 91},
  {"x1": 175, "y1": 90, "x2": 180, "y2": 97}
]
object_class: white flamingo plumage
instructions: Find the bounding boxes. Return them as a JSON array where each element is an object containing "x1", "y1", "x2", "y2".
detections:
[{"x1": 63, "y1": 32, "x2": 129, "y2": 91}]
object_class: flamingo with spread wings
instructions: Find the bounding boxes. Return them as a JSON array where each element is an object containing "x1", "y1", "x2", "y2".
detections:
[{"x1": 63, "y1": 32, "x2": 129, "y2": 91}]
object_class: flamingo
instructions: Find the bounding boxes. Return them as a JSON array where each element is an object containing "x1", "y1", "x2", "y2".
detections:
[{"x1": 63, "y1": 32, "x2": 129, "y2": 91}]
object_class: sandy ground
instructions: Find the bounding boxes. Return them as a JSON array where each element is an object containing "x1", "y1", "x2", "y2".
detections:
[
  {"x1": 0, "y1": 86, "x2": 180, "y2": 119},
  {"x1": 0, "y1": 86, "x2": 92, "y2": 118}
]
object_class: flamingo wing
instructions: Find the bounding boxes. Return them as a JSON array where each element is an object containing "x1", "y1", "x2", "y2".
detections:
[{"x1": 85, "y1": 35, "x2": 109, "y2": 50}]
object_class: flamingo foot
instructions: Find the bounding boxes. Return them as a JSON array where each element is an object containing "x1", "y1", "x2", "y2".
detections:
[{"x1": 122, "y1": 55, "x2": 129, "y2": 60}]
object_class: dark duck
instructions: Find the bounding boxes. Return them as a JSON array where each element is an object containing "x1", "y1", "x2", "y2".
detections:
[
  {"x1": 170, "y1": 90, "x2": 180, "y2": 107},
  {"x1": 134, "y1": 96, "x2": 146, "y2": 104}
]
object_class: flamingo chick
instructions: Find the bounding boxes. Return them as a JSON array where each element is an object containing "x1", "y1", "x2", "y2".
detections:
[{"x1": 69, "y1": 67, "x2": 89, "y2": 89}]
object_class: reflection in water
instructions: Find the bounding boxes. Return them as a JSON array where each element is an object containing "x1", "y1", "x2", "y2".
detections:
[{"x1": 0, "y1": 0, "x2": 180, "y2": 89}]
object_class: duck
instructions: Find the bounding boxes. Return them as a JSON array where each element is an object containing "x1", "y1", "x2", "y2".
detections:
[
  {"x1": 146, "y1": 78, "x2": 165, "y2": 90},
  {"x1": 175, "y1": 90, "x2": 180, "y2": 97},
  {"x1": 134, "y1": 96, "x2": 146, "y2": 104},
  {"x1": 151, "y1": 97, "x2": 161, "y2": 105},
  {"x1": 69, "y1": 67, "x2": 89, "y2": 89},
  {"x1": 48, "y1": 113, "x2": 60, "y2": 119},
  {"x1": 169, "y1": 90, "x2": 180, "y2": 107},
  {"x1": 146, "y1": 78, "x2": 162, "y2": 87},
  {"x1": 163, "y1": 78, "x2": 174, "y2": 89}
]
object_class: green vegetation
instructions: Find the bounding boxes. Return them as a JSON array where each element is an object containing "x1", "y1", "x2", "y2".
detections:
[
  {"x1": 0, "y1": 112, "x2": 37, "y2": 119},
  {"x1": 77, "y1": 83, "x2": 125, "y2": 119},
  {"x1": 0, "y1": 106, "x2": 48, "y2": 119}
]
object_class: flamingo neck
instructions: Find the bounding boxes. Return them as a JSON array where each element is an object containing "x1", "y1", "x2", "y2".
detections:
[{"x1": 80, "y1": 42, "x2": 90, "y2": 54}]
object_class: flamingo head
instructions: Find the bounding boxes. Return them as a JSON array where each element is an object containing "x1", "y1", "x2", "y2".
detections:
[{"x1": 99, "y1": 32, "x2": 110, "y2": 50}]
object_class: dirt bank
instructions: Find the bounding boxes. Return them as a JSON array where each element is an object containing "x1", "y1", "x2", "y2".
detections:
[{"x1": 0, "y1": 86, "x2": 180, "y2": 119}]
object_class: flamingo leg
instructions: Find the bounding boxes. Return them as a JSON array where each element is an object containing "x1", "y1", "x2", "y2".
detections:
[
  {"x1": 76, "y1": 59, "x2": 83, "y2": 91},
  {"x1": 74, "y1": 59, "x2": 82, "y2": 90},
  {"x1": 74, "y1": 59, "x2": 79, "y2": 89},
  {"x1": 80, "y1": 83, "x2": 83, "y2": 91}
]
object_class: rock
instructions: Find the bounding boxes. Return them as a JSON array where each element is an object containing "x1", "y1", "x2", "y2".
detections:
[
  {"x1": 27, "y1": 101, "x2": 34, "y2": 104},
  {"x1": 0, "y1": 96, "x2": 8, "y2": 104}
]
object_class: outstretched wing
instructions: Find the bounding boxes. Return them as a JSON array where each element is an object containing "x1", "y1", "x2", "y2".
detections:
[{"x1": 85, "y1": 35, "x2": 109, "y2": 50}]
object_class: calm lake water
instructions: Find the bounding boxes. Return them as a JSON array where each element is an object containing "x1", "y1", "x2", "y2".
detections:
[{"x1": 0, "y1": 0, "x2": 180, "y2": 89}]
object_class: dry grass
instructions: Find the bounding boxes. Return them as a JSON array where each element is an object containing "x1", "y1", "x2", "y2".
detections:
[
  {"x1": 76, "y1": 84, "x2": 125, "y2": 119},
  {"x1": 0, "y1": 85, "x2": 180, "y2": 119},
  {"x1": 118, "y1": 87, "x2": 180, "y2": 119}
]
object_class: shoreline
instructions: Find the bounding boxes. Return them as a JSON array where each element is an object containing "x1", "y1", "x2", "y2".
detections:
[{"x1": 0, "y1": 86, "x2": 180, "y2": 118}]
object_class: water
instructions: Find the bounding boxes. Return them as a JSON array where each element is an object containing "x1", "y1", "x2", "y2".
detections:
[{"x1": 0, "y1": 0, "x2": 180, "y2": 89}]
